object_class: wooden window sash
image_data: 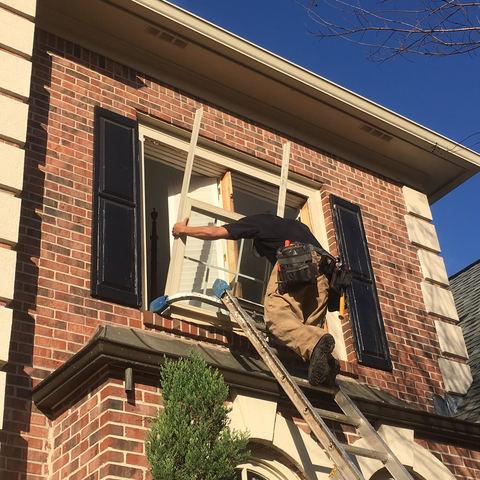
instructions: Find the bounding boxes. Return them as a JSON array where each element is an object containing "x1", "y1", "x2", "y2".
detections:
[
  {"x1": 166, "y1": 197, "x2": 244, "y2": 295},
  {"x1": 276, "y1": 141, "x2": 291, "y2": 218}
]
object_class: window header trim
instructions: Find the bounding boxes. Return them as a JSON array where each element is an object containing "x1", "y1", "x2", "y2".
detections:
[{"x1": 139, "y1": 123, "x2": 320, "y2": 196}]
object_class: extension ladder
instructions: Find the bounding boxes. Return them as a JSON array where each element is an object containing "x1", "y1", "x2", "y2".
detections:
[{"x1": 150, "y1": 284, "x2": 414, "y2": 480}]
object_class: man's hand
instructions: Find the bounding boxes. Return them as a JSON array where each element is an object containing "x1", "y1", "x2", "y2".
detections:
[{"x1": 172, "y1": 218, "x2": 189, "y2": 238}]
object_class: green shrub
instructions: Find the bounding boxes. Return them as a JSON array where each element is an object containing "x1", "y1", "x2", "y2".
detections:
[{"x1": 146, "y1": 351, "x2": 250, "y2": 480}]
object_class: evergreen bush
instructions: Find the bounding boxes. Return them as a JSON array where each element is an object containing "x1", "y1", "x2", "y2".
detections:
[{"x1": 146, "y1": 351, "x2": 250, "y2": 480}]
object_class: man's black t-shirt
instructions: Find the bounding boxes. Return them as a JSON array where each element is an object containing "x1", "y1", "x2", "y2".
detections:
[{"x1": 223, "y1": 213, "x2": 323, "y2": 265}]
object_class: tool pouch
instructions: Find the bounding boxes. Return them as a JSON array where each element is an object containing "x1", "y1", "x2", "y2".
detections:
[
  {"x1": 329, "y1": 263, "x2": 353, "y2": 293},
  {"x1": 276, "y1": 242, "x2": 353, "y2": 297},
  {"x1": 327, "y1": 261, "x2": 353, "y2": 311},
  {"x1": 276, "y1": 243, "x2": 335, "y2": 294}
]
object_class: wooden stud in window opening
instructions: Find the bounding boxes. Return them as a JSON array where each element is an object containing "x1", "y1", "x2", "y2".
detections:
[
  {"x1": 165, "y1": 107, "x2": 203, "y2": 295},
  {"x1": 299, "y1": 201, "x2": 312, "y2": 229},
  {"x1": 220, "y1": 170, "x2": 243, "y2": 297},
  {"x1": 176, "y1": 107, "x2": 204, "y2": 221},
  {"x1": 276, "y1": 141, "x2": 291, "y2": 218}
]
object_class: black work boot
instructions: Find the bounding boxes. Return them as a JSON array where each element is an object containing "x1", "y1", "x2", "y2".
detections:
[
  {"x1": 308, "y1": 333, "x2": 336, "y2": 386},
  {"x1": 324, "y1": 355, "x2": 340, "y2": 387}
]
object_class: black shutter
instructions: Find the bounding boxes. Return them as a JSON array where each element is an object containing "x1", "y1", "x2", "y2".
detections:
[
  {"x1": 330, "y1": 195, "x2": 392, "y2": 371},
  {"x1": 91, "y1": 107, "x2": 142, "y2": 307}
]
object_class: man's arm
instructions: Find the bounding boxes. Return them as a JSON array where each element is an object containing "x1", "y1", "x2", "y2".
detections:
[{"x1": 172, "y1": 218, "x2": 230, "y2": 241}]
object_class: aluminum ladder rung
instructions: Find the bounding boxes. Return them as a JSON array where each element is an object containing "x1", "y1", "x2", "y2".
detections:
[
  {"x1": 293, "y1": 376, "x2": 361, "y2": 427},
  {"x1": 334, "y1": 385, "x2": 414, "y2": 480},
  {"x1": 342, "y1": 444, "x2": 389, "y2": 462},
  {"x1": 292, "y1": 375, "x2": 337, "y2": 395},
  {"x1": 213, "y1": 280, "x2": 415, "y2": 480},
  {"x1": 219, "y1": 289, "x2": 364, "y2": 480},
  {"x1": 314, "y1": 407, "x2": 360, "y2": 427}
]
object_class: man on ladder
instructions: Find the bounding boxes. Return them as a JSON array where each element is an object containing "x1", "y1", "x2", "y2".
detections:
[
  {"x1": 172, "y1": 213, "x2": 415, "y2": 480},
  {"x1": 172, "y1": 213, "x2": 341, "y2": 387}
]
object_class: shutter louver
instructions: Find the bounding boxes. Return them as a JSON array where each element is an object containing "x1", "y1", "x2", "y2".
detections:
[
  {"x1": 92, "y1": 107, "x2": 142, "y2": 307},
  {"x1": 331, "y1": 195, "x2": 392, "y2": 371}
]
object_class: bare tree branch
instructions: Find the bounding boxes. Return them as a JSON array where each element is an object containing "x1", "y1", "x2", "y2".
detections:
[{"x1": 299, "y1": 0, "x2": 480, "y2": 58}]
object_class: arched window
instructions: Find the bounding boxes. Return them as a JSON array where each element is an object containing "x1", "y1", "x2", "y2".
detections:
[
  {"x1": 370, "y1": 467, "x2": 426, "y2": 480},
  {"x1": 236, "y1": 455, "x2": 303, "y2": 480},
  {"x1": 236, "y1": 468, "x2": 268, "y2": 480}
]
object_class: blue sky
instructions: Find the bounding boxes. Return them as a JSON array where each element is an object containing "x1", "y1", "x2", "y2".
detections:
[{"x1": 169, "y1": 0, "x2": 480, "y2": 275}]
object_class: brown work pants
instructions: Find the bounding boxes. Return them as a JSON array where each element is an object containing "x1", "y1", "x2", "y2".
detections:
[{"x1": 264, "y1": 266, "x2": 329, "y2": 361}]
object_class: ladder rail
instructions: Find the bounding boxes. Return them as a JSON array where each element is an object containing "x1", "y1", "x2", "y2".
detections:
[
  {"x1": 221, "y1": 290, "x2": 364, "y2": 480},
  {"x1": 335, "y1": 386, "x2": 414, "y2": 480},
  {"x1": 154, "y1": 285, "x2": 415, "y2": 480}
]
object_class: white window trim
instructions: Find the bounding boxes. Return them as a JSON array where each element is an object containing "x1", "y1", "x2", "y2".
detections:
[
  {"x1": 138, "y1": 123, "x2": 331, "y2": 323},
  {"x1": 236, "y1": 456, "x2": 303, "y2": 480}
]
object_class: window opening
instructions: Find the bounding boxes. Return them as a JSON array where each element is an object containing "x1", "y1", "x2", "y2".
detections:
[
  {"x1": 142, "y1": 131, "x2": 311, "y2": 316},
  {"x1": 231, "y1": 171, "x2": 302, "y2": 303},
  {"x1": 145, "y1": 154, "x2": 306, "y2": 308}
]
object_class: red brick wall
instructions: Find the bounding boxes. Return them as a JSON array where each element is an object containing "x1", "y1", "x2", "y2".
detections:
[
  {"x1": 49, "y1": 379, "x2": 157, "y2": 480},
  {"x1": 0, "y1": 28, "x2": 472, "y2": 479},
  {"x1": 27, "y1": 28, "x2": 442, "y2": 407},
  {"x1": 24, "y1": 29, "x2": 442, "y2": 403},
  {"x1": 416, "y1": 439, "x2": 480, "y2": 480},
  {"x1": 27, "y1": 376, "x2": 480, "y2": 480}
]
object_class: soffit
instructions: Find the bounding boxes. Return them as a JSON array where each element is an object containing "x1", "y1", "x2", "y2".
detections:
[{"x1": 37, "y1": 0, "x2": 480, "y2": 201}]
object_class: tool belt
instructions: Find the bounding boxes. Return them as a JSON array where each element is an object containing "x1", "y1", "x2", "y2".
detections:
[{"x1": 276, "y1": 242, "x2": 351, "y2": 294}]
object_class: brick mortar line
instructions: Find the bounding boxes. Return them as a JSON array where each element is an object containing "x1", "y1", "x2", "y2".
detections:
[{"x1": 83, "y1": 447, "x2": 148, "y2": 477}]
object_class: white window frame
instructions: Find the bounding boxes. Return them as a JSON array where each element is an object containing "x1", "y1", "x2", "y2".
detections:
[
  {"x1": 236, "y1": 457, "x2": 303, "y2": 480},
  {"x1": 138, "y1": 123, "x2": 330, "y2": 323},
  {"x1": 167, "y1": 196, "x2": 243, "y2": 295}
]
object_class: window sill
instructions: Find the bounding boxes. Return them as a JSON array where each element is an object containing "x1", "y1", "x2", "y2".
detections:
[{"x1": 143, "y1": 303, "x2": 247, "y2": 337}]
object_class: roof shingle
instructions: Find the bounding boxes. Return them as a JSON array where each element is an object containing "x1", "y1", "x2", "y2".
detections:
[{"x1": 450, "y1": 259, "x2": 480, "y2": 422}]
